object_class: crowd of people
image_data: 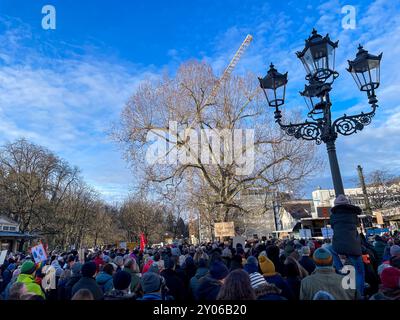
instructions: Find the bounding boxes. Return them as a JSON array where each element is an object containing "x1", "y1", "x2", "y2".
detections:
[{"x1": 0, "y1": 195, "x2": 399, "y2": 301}]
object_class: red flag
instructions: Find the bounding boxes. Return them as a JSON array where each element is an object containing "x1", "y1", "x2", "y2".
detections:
[{"x1": 140, "y1": 233, "x2": 147, "y2": 252}]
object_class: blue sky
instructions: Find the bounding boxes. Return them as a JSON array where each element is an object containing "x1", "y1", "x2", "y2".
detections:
[{"x1": 0, "y1": 0, "x2": 399, "y2": 202}]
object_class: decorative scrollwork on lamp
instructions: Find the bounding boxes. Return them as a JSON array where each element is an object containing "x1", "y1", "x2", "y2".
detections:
[
  {"x1": 259, "y1": 28, "x2": 382, "y2": 197},
  {"x1": 278, "y1": 120, "x2": 323, "y2": 144},
  {"x1": 333, "y1": 104, "x2": 377, "y2": 136}
]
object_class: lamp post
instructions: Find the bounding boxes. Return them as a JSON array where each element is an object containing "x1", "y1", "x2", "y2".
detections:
[{"x1": 259, "y1": 29, "x2": 382, "y2": 197}]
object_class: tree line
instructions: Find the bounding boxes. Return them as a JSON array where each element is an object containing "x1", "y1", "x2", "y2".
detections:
[{"x1": 0, "y1": 139, "x2": 187, "y2": 251}]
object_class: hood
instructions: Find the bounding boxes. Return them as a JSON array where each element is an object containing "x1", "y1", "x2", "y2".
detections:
[
  {"x1": 244, "y1": 263, "x2": 258, "y2": 274},
  {"x1": 195, "y1": 267, "x2": 208, "y2": 279},
  {"x1": 197, "y1": 276, "x2": 221, "y2": 296},
  {"x1": 96, "y1": 272, "x2": 113, "y2": 284},
  {"x1": 7, "y1": 263, "x2": 16, "y2": 271},
  {"x1": 51, "y1": 260, "x2": 61, "y2": 267},
  {"x1": 16, "y1": 273, "x2": 35, "y2": 284}
]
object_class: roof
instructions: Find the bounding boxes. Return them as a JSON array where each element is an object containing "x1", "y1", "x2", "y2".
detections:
[
  {"x1": 282, "y1": 202, "x2": 312, "y2": 219},
  {"x1": 0, "y1": 215, "x2": 18, "y2": 225},
  {"x1": 0, "y1": 231, "x2": 36, "y2": 239}
]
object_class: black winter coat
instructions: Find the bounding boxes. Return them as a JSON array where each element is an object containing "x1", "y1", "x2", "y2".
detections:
[
  {"x1": 299, "y1": 256, "x2": 316, "y2": 275},
  {"x1": 64, "y1": 275, "x2": 81, "y2": 300},
  {"x1": 330, "y1": 204, "x2": 362, "y2": 256},
  {"x1": 160, "y1": 269, "x2": 186, "y2": 301},
  {"x1": 71, "y1": 276, "x2": 104, "y2": 300},
  {"x1": 197, "y1": 276, "x2": 222, "y2": 301}
]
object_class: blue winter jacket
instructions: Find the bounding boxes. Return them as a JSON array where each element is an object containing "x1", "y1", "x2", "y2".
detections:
[{"x1": 95, "y1": 272, "x2": 114, "y2": 294}]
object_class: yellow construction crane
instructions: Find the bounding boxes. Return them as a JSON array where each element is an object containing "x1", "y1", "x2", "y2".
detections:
[
  {"x1": 203, "y1": 34, "x2": 253, "y2": 107},
  {"x1": 188, "y1": 34, "x2": 253, "y2": 244}
]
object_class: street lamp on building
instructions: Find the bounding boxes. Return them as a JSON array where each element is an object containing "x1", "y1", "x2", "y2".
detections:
[{"x1": 258, "y1": 29, "x2": 382, "y2": 196}]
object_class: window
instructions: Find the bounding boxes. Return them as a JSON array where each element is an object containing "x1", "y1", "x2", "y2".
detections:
[
  {"x1": 9, "y1": 226, "x2": 16, "y2": 231},
  {"x1": 2, "y1": 226, "x2": 9, "y2": 231}
]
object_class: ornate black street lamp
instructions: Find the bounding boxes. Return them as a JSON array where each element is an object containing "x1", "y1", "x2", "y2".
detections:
[{"x1": 258, "y1": 29, "x2": 382, "y2": 196}]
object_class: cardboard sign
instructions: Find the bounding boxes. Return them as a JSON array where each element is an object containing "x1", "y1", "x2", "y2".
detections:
[
  {"x1": 321, "y1": 227, "x2": 334, "y2": 239},
  {"x1": 214, "y1": 222, "x2": 235, "y2": 238},
  {"x1": 119, "y1": 242, "x2": 127, "y2": 249},
  {"x1": 31, "y1": 244, "x2": 47, "y2": 263},
  {"x1": 299, "y1": 229, "x2": 312, "y2": 239},
  {"x1": 0, "y1": 250, "x2": 7, "y2": 266},
  {"x1": 375, "y1": 211, "x2": 384, "y2": 225},
  {"x1": 233, "y1": 236, "x2": 246, "y2": 248}
]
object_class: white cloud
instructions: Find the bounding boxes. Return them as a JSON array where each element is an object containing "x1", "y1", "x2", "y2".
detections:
[
  {"x1": 203, "y1": 0, "x2": 400, "y2": 192},
  {"x1": 0, "y1": 16, "x2": 160, "y2": 202}
]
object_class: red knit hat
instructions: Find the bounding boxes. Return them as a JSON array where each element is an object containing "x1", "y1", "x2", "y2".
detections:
[{"x1": 380, "y1": 267, "x2": 400, "y2": 289}]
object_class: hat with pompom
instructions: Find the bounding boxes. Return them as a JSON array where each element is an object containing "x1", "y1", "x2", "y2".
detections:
[{"x1": 313, "y1": 248, "x2": 333, "y2": 267}]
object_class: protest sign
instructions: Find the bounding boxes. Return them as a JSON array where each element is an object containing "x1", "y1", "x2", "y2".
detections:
[
  {"x1": 299, "y1": 228, "x2": 312, "y2": 239},
  {"x1": 214, "y1": 222, "x2": 235, "y2": 238},
  {"x1": 0, "y1": 250, "x2": 7, "y2": 265},
  {"x1": 321, "y1": 227, "x2": 334, "y2": 239},
  {"x1": 375, "y1": 211, "x2": 384, "y2": 225},
  {"x1": 31, "y1": 243, "x2": 47, "y2": 263}
]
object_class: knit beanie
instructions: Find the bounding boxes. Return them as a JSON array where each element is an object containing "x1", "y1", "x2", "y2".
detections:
[
  {"x1": 209, "y1": 261, "x2": 229, "y2": 280},
  {"x1": 7, "y1": 263, "x2": 16, "y2": 271},
  {"x1": 390, "y1": 245, "x2": 400, "y2": 257},
  {"x1": 244, "y1": 256, "x2": 259, "y2": 274},
  {"x1": 71, "y1": 262, "x2": 82, "y2": 275},
  {"x1": 20, "y1": 260, "x2": 36, "y2": 275},
  {"x1": 334, "y1": 194, "x2": 350, "y2": 206},
  {"x1": 284, "y1": 245, "x2": 294, "y2": 257},
  {"x1": 114, "y1": 256, "x2": 124, "y2": 267},
  {"x1": 246, "y1": 256, "x2": 258, "y2": 266},
  {"x1": 171, "y1": 247, "x2": 180, "y2": 257},
  {"x1": 148, "y1": 264, "x2": 159, "y2": 274},
  {"x1": 81, "y1": 262, "x2": 97, "y2": 278},
  {"x1": 141, "y1": 272, "x2": 161, "y2": 294},
  {"x1": 301, "y1": 246, "x2": 311, "y2": 256},
  {"x1": 258, "y1": 255, "x2": 276, "y2": 276},
  {"x1": 313, "y1": 248, "x2": 333, "y2": 267},
  {"x1": 113, "y1": 270, "x2": 132, "y2": 290},
  {"x1": 249, "y1": 272, "x2": 267, "y2": 289}
]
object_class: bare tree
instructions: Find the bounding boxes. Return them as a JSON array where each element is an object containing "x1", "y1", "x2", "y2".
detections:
[
  {"x1": 366, "y1": 169, "x2": 400, "y2": 210},
  {"x1": 118, "y1": 195, "x2": 166, "y2": 244},
  {"x1": 114, "y1": 60, "x2": 320, "y2": 222},
  {"x1": 0, "y1": 138, "x2": 121, "y2": 250}
]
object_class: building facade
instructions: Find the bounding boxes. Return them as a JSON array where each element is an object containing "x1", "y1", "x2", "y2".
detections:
[{"x1": 0, "y1": 215, "x2": 35, "y2": 252}]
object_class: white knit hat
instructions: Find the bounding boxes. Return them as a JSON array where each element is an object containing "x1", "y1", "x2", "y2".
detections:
[{"x1": 249, "y1": 272, "x2": 267, "y2": 289}]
